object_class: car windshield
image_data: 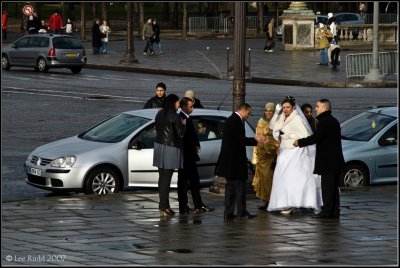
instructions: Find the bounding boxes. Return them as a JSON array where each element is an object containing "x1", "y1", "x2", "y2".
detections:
[
  {"x1": 341, "y1": 111, "x2": 396, "y2": 141},
  {"x1": 79, "y1": 114, "x2": 151, "y2": 143},
  {"x1": 53, "y1": 37, "x2": 84, "y2": 49}
]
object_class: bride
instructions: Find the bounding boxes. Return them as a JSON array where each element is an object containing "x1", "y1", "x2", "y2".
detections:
[{"x1": 267, "y1": 96, "x2": 322, "y2": 214}]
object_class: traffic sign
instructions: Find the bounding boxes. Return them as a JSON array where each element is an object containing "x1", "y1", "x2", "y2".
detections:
[{"x1": 23, "y1": 5, "x2": 34, "y2": 16}]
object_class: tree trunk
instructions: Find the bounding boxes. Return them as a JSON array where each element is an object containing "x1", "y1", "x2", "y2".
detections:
[
  {"x1": 80, "y1": 2, "x2": 86, "y2": 40},
  {"x1": 182, "y1": 2, "x2": 187, "y2": 39},
  {"x1": 139, "y1": 2, "x2": 144, "y2": 36},
  {"x1": 101, "y1": 2, "x2": 107, "y2": 21},
  {"x1": 257, "y1": 2, "x2": 264, "y2": 35}
]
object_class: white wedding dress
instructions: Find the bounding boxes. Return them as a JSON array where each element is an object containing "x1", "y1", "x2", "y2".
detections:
[{"x1": 267, "y1": 105, "x2": 323, "y2": 212}]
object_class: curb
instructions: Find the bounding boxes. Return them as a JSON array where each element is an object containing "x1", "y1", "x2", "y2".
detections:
[{"x1": 85, "y1": 64, "x2": 397, "y2": 88}]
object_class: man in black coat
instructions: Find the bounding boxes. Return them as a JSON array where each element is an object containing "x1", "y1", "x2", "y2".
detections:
[
  {"x1": 216, "y1": 103, "x2": 263, "y2": 220},
  {"x1": 294, "y1": 99, "x2": 345, "y2": 219},
  {"x1": 143, "y1": 82, "x2": 166, "y2": 109},
  {"x1": 178, "y1": 97, "x2": 214, "y2": 214}
]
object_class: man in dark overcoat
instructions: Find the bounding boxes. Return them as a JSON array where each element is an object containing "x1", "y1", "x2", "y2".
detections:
[
  {"x1": 216, "y1": 103, "x2": 263, "y2": 220},
  {"x1": 177, "y1": 97, "x2": 214, "y2": 214},
  {"x1": 294, "y1": 99, "x2": 345, "y2": 218}
]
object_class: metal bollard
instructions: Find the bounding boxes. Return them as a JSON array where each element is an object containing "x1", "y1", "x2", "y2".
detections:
[
  {"x1": 226, "y1": 47, "x2": 230, "y2": 78},
  {"x1": 248, "y1": 48, "x2": 251, "y2": 78}
]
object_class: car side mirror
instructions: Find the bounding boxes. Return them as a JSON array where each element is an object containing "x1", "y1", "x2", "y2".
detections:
[
  {"x1": 12, "y1": 43, "x2": 16, "y2": 48},
  {"x1": 379, "y1": 137, "x2": 397, "y2": 146}
]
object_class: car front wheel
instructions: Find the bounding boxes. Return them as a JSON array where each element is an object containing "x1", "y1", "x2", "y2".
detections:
[
  {"x1": 84, "y1": 167, "x2": 120, "y2": 195},
  {"x1": 2, "y1": 54, "x2": 11, "y2": 70},
  {"x1": 37, "y1": 57, "x2": 49, "y2": 72},
  {"x1": 340, "y1": 164, "x2": 368, "y2": 187}
]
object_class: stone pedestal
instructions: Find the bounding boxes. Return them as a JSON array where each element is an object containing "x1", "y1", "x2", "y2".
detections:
[{"x1": 281, "y1": 2, "x2": 316, "y2": 50}]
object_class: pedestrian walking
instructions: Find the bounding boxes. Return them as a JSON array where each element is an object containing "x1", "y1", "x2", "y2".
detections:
[
  {"x1": 142, "y1": 19, "x2": 154, "y2": 55},
  {"x1": 151, "y1": 19, "x2": 163, "y2": 54},
  {"x1": 215, "y1": 103, "x2": 265, "y2": 220},
  {"x1": 264, "y1": 17, "x2": 276, "y2": 52},
  {"x1": 294, "y1": 99, "x2": 345, "y2": 219},
  {"x1": 178, "y1": 97, "x2": 214, "y2": 214}
]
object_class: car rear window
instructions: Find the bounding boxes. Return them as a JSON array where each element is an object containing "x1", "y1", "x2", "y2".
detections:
[{"x1": 53, "y1": 37, "x2": 84, "y2": 49}]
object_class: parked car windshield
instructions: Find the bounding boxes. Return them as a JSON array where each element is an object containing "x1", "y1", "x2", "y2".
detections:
[
  {"x1": 53, "y1": 37, "x2": 84, "y2": 49},
  {"x1": 341, "y1": 111, "x2": 396, "y2": 141},
  {"x1": 79, "y1": 114, "x2": 151, "y2": 143}
]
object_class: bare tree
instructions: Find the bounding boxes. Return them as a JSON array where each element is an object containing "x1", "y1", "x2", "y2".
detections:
[
  {"x1": 139, "y1": 2, "x2": 144, "y2": 34},
  {"x1": 182, "y1": 2, "x2": 187, "y2": 39},
  {"x1": 257, "y1": 2, "x2": 264, "y2": 35},
  {"x1": 80, "y1": 2, "x2": 86, "y2": 40},
  {"x1": 101, "y1": 2, "x2": 107, "y2": 21}
]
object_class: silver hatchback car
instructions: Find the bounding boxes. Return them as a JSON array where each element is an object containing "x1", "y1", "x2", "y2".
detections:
[
  {"x1": 2, "y1": 34, "x2": 87, "y2": 73},
  {"x1": 340, "y1": 106, "x2": 398, "y2": 187},
  {"x1": 25, "y1": 109, "x2": 255, "y2": 195}
]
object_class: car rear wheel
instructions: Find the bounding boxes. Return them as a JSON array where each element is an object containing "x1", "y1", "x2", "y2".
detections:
[
  {"x1": 340, "y1": 164, "x2": 368, "y2": 187},
  {"x1": 84, "y1": 167, "x2": 120, "y2": 195},
  {"x1": 2, "y1": 54, "x2": 11, "y2": 70},
  {"x1": 37, "y1": 57, "x2": 49, "y2": 72},
  {"x1": 70, "y1": 67, "x2": 82, "y2": 74}
]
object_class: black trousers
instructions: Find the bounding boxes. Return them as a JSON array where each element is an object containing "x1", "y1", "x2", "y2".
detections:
[
  {"x1": 158, "y1": 168, "x2": 174, "y2": 209},
  {"x1": 224, "y1": 178, "x2": 247, "y2": 217},
  {"x1": 178, "y1": 160, "x2": 203, "y2": 210},
  {"x1": 321, "y1": 173, "x2": 341, "y2": 216}
]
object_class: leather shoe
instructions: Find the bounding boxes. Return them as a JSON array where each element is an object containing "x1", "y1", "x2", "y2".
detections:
[
  {"x1": 238, "y1": 211, "x2": 257, "y2": 219},
  {"x1": 223, "y1": 213, "x2": 236, "y2": 221},
  {"x1": 160, "y1": 208, "x2": 175, "y2": 217},
  {"x1": 313, "y1": 213, "x2": 339, "y2": 219},
  {"x1": 200, "y1": 205, "x2": 215, "y2": 212}
]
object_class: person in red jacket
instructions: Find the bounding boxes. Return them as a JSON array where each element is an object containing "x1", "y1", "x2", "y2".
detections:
[
  {"x1": 2, "y1": 10, "x2": 8, "y2": 40},
  {"x1": 48, "y1": 12, "x2": 63, "y2": 34}
]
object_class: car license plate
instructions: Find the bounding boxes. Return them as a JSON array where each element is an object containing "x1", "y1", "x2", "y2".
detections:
[
  {"x1": 65, "y1": 53, "x2": 77, "y2": 57},
  {"x1": 28, "y1": 167, "x2": 42, "y2": 176}
]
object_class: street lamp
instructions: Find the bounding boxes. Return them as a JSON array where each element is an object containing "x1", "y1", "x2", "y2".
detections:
[{"x1": 232, "y1": 2, "x2": 246, "y2": 112}]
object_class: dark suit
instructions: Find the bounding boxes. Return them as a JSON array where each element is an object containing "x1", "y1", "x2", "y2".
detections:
[
  {"x1": 216, "y1": 112, "x2": 257, "y2": 218},
  {"x1": 178, "y1": 111, "x2": 204, "y2": 211},
  {"x1": 297, "y1": 110, "x2": 345, "y2": 217}
]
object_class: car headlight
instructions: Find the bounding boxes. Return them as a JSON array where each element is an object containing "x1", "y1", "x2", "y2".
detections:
[{"x1": 50, "y1": 156, "x2": 76, "y2": 168}]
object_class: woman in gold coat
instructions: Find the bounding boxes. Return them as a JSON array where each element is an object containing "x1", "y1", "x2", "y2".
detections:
[{"x1": 252, "y1": 102, "x2": 280, "y2": 210}]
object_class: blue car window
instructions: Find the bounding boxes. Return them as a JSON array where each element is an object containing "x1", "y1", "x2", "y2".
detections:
[{"x1": 341, "y1": 112, "x2": 396, "y2": 141}]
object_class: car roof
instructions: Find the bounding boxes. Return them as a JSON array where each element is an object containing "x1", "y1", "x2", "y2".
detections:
[
  {"x1": 368, "y1": 106, "x2": 398, "y2": 118},
  {"x1": 123, "y1": 108, "x2": 233, "y2": 119}
]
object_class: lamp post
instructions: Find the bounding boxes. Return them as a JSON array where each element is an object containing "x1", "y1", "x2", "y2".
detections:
[
  {"x1": 232, "y1": 2, "x2": 246, "y2": 112},
  {"x1": 120, "y1": 2, "x2": 138, "y2": 64},
  {"x1": 364, "y1": 1, "x2": 384, "y2": 82}
]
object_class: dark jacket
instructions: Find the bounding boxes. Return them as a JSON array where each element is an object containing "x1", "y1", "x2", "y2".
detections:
[
  {"x1": 179, "y1": 111, "x2": 200, "y2": 163},
  {"x1": 155, "y1": 109, "x2": 185, "y2": 148},
  {"x1": 152, "y1": 23, "x2": 160, "y2": 43},
  {"x1": 298, "y1": 110, "x2": 345, "y2": 175},
  {"x1": 193, "y1": 98, "x2": 204, "y2": 108},
  {"x1": 92, "y1": 22, "x2": 102, "y2": 48},
  {"x1": 215, "y1": 113, "x2": 257, "y2": 180},
  {"x1": 143, "y1": 95, "x2": 165, "y2": 109}
]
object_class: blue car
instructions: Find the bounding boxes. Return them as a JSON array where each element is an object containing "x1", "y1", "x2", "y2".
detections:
[{"x1": 340, "y1": 106, "x2": 398, "y2": 187}]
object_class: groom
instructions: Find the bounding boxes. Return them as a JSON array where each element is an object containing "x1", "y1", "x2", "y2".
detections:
[{"x1": 293, "y1": 99, "x2": 345, "y2": 219}]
